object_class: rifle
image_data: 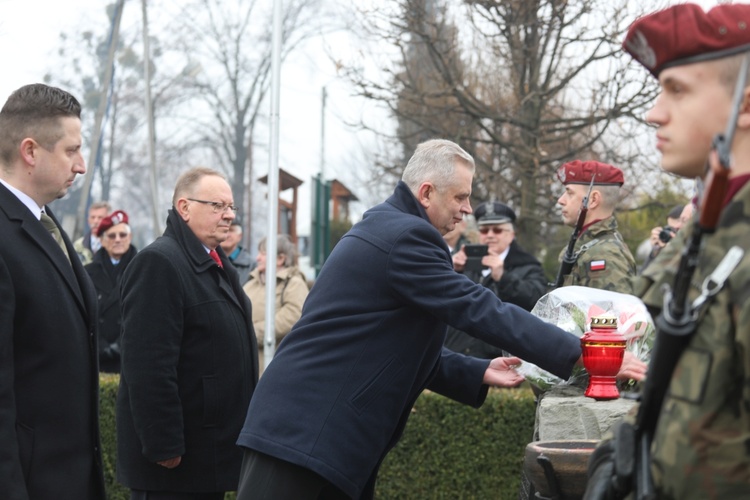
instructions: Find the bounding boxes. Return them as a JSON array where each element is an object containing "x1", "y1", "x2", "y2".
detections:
[
  {"x1": 550, "y1": 176, "x2": 596, "y2": 288},
  {"x1": 630, "y1": 53, "x2": 750, "y2": 500}
]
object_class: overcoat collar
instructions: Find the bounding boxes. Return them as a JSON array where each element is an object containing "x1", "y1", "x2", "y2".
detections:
[
  {"x1": 163, "y1": 208, "x2": 243, "y2": 310},
  {"x1": 384, "y1": 181, "x2": 451, "y2": 256},
  {"x1": 0, "y1": 183, "x2": 85, "y2": 306}
]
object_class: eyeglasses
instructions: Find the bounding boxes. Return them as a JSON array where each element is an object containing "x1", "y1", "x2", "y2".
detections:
[
  {"x1": 479, "y1": 226, "x2": 512, "y2": 235},
  {"x1": 105, "y1": 232, "x2": 130, "y2": 240},
  {"x1": 187, "y1": 198, "x2": 238, "y2": 214}
]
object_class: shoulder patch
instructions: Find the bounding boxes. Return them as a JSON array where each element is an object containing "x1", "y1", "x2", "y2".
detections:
[{"x1": 590, "y1": 260, "x2": 606, "y2": 271}]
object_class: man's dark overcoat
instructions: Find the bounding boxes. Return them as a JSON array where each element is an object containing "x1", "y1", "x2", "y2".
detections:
[
  {"x1": 237, "y1": 181, "x2": 581, "y2": 498},
  {"x1": 0, "y1": 183, "x2": 105, "y2": 500},
  {"x1": 85, "y1": 245, "x2": 137, "y2": 373},
  {"x1": 117, "y1": 209, "x2": 258, "y2": 492}
]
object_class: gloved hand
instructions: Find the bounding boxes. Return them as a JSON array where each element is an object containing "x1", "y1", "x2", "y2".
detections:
[{"x1": 583, "y1": 420, "x2": 636, "y2": 500}]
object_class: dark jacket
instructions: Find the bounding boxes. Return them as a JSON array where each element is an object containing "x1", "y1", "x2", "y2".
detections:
[
  {"x1": 117, "y1": 209, "x2": 258, "y2": 492},
  {"x1": 227, "y1": 245, "x2": 254, "y2": 285},
  {"x1": 444, "y1": 240, "x2": 548, "y2": 358},
  {"x1": 85, "y1": 245, "x2": 138, "y2": 373},
  {"x1": 0, "y1": 184, "x2": 105, "y2": 500},
  {"x1": 237, "y1": 181, "x2": 581, "y2": 499}
]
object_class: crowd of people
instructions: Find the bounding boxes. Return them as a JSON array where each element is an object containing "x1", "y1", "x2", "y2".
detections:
[{"x1": 1, "y1": 3, "x2": 748, "y2": 499}]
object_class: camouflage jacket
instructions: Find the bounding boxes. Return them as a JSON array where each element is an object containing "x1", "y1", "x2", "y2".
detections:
[
  {"x1": 559, "y1": 216, "x2": 636, "y2": 294},
  {"x1": 73, "y1": 232, "x2": 95, "y2": 266},
  {"x1": 634, "y1": 181, "x2": 750, "y2": 498}
]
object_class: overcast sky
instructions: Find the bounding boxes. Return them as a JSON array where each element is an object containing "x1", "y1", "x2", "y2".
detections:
[
  {"x1": 0, "y1": 0, "x2": 381, "y2": 236},
  {"x1": 0, "y1": 0, "x2": 733, "y2": 235}
]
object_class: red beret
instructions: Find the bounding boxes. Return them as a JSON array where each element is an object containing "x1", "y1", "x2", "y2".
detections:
[
  {"x1": 96, "y1": 210, "x2": 129, "y2": 237},
  {"x1": 557, "y1": 160, "x2": 624, "y2": 187},
  {"x1": 624, "y1": 3, "x2": 750, "y2": 77}
]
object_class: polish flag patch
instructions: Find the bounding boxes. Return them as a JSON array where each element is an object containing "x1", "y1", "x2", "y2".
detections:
[{"x1": 590, "y1": 260, "x2": 606, "y2": 271}]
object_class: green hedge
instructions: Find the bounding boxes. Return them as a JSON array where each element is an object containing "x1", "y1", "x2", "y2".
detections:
[{"x1": 100, "y1": 377, "x2": 536, "y2": 499}]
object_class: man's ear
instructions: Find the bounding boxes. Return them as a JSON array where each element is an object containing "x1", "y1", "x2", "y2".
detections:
[
  {"x1": 416, "y1": 182, "x2": 435, "y2": 209},
  {"x1": 19, "y1": 138, "x2": 37, "y2": 166},
  {"x1": 737, "y1": 88, "x2": 750, "y2": 129},
  {"x1": 175, "y1": 199, "x2": 191, "y2": 220},
  {"x1": 587, "y1": 189, "x2": 602, "y2": 210}
]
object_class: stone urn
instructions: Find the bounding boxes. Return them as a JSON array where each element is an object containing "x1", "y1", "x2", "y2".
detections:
[{"x1": 523, "y1": 440, "x2": 598, "y2": 499}]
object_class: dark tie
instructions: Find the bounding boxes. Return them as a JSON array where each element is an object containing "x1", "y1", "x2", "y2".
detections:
[
  {"x1": 40, "y1": 212, "x2": 71, "y2": 263},
  {"x1": 209, "y1": 248, "x2": 223, "y2": 268}
]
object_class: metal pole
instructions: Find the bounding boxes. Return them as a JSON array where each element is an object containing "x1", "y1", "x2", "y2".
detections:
[
  {"x1": 142, "y1": 0, "x2": 162, "y2": 238},
  {"x1": 264, "y1": 0, "x2": 283, "y2": 369},
  {"x1": 320, "y1": 86, "x2": 326, "y2": 178}
]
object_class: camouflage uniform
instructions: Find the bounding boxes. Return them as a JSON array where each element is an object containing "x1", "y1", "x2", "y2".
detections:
[
  {"x1": 630, "y1": 181, "x2": 750, "y2": 498},
  {"x1": 560, "y1": 215, "x2": 636, "y2": 294},
  {"x1": 73, "y1": 232, "x2": 96, "y2": 265}
]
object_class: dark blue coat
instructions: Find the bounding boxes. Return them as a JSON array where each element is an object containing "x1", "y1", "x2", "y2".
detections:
[{"x1": 237, "y1": 182, "x2": 581, "y2": 498}]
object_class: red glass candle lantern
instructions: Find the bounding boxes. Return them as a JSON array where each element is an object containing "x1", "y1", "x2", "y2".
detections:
[{"x1": 581, "y1": 315, "x2": 626, "y2": 400}]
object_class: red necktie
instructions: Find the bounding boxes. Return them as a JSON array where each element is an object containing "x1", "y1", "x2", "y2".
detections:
[{"x1": 209, "y1": 249, "x2": 223, "y2": 268}]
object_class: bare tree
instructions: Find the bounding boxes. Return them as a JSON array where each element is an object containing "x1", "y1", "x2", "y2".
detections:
[
  {"x1": 342, "y1": 0, "x2": 659, "y2": 255},
  {"x1": 164, "y1": 0, "x2": 326, "y2": 246}
]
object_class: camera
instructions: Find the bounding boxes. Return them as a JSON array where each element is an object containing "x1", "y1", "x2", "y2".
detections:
[
  {"x1": 463, "y1": 244, "x2": 488, "y2": 258},
  {"x1": 463, "y1": 244, "x2": 488, "y2": 272},
  {"x1": 658, "y1": 226, "x2": 677, "y2": 244}
]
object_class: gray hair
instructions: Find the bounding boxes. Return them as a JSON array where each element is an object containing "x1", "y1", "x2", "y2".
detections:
[
  {"x1": 401, "y1": 139, "x2": 475, "y2": 193},
  {"x1": 258, "y1": 234, "x2": 298, "y2": 267},
  {"x1": 172, "y1": 167, "x2": 226, "y2": 206},
  {"x1": 596, "y1": 185, "x2": 621, "y2": 212}
]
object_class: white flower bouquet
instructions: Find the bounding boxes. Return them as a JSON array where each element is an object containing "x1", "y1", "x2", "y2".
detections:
[{"x1": 517, "y1": 286, "x2": 654, "y2": 392}]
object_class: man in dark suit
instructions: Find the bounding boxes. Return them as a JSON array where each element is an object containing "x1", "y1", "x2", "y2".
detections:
[
  {"x1": 235, "y1": 139, "x2": 647, "y2": 499},
  {"x1": 0, "y1": 84, "x2": 106, "y2": 499},
  {"x1": 117, "y1": 167, "x2": 258, "y2": 500}
]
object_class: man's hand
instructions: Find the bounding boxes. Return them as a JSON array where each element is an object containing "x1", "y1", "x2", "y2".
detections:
[
  {"x1": 157, "y1": 456, "x2": 182, "y2": 469},
  {"x1": 482, "y1": 253, "x2": 505, "y2": 282},
  {"x1": 617, "y1": 351, "x2": 647, "y2": 382},
  {"x1": 649, "y1": 226, "x2": 666, "y2": 248},
  {"x1": 575, "y1": 352, "x2": 648, "y2": 382},
  {"x1": 452, "y1": 246, "x2": 467, "y2": 271},
  {"x1": 483, "y1": 356, "x2": 525, "y2": 387}
]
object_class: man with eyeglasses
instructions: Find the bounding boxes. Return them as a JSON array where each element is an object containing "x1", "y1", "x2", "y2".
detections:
[
  {"x1": 117, "y1": 167, "x2": 257, "y2": 500},
  {"x1": 556, "y1": 160, "x2": 636, "y2": 294},
  {"x1": 446, "y1": 201, "x2": 547, "y2": 358},
  {"x1": 84, "y1": 209, "x2": 137, "y2": 374}
]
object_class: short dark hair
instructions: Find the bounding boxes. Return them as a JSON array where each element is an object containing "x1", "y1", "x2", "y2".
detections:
[{"x1": 0, "y1": 84, "x2": 82, "y2": 166}]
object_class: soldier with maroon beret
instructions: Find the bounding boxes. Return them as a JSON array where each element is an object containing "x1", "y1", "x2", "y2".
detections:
[
  {"x1": 556, "y1": 159, "x2": 636, "y2": 294},
  {"x1": 586, "y1": 4, "x2": 750, "y2": 498}
]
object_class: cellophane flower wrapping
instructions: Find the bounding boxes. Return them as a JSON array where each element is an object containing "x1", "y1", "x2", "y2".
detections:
[{"x1": 516, "y1": 286, "x2": 654, "y2": 392}]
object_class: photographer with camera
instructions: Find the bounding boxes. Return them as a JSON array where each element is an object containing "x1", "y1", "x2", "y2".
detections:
[
  {"x1": 445, "y1": 201, "x2": 547, "y2": 358},
  {"x1": 640, "y1": 203, "x2": 693, "y2": 273}
]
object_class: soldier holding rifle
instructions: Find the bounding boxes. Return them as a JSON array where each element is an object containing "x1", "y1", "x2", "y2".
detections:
[
  {"x1": 554, "y1": 160, "x2": 636, "y2": 293},
  {"x1": 585, "y1": 4, "x2": 750, "y2": 499}
]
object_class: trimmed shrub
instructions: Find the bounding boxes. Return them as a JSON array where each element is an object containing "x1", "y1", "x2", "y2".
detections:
[
  {"x1": 377, "y1": 388, "x2": 536, "y2": 499},
  {"x1": 99, "y1": 378, "x2": 535, "y2": 499}
]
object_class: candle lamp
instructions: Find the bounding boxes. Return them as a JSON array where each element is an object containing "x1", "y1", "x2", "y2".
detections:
[{"x1": 581, "y1": 315, "x2": 626, "y2": 400}]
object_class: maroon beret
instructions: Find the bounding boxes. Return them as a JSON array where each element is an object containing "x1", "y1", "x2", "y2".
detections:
[
  {"x1": 557, "y1": 160, "x2": 624, "y2": 187},
  {"x1": 624, "y1": 3, "x2": 750, "y2": 77},
  {"x1": 96, "y1": 210, "x2": 129, "y2": 237}
]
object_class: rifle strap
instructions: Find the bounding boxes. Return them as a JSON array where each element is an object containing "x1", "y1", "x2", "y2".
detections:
[
  {"x1": 573, "y1": 237, "x2": 603, "y2": 259},
  {"x1": 689, "y1": 245, "x2": 744, "y2": 316}
]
